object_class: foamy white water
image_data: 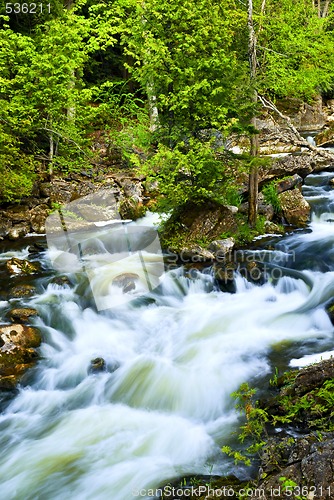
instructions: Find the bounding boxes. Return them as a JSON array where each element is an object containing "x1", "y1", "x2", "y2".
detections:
[{"x1": 0, "y1": 175, "x2": 334, "y2": 499}]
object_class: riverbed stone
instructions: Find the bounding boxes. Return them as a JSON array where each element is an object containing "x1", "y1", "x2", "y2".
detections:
[
  {"x1": 89, "y1": 357, "x2": 106, "y2": 373},
  {"x1": 6, "y1": 258, "x2": 41, "y2": 275},
  {"x1": 7, "y1": 308, "x2": 38, "y2": 324},
  {"x1": 0, "y1": 324, "x2": 41, "y2": 349},
  {"x1": 180, "y1": 246, "x2": 215, "y2": 263},
  {"x1": 7, "y1": 224, "x2": 29, "y2": 240},
  {"x1": 278, "y1": 189, "x2": 310, "y2": 227},
  {"x1": 49, "y1": 275, "x2": 73, "y2": 287},
  {"x1": 0, "y1": 324, "x2": 41, "y2": 390},
  {"x1": 30, "y1": 204, "x2": 49, "y2": 233},
  {"x1": 208, "y1": 238, "x2": 235, "y2": 260},
  {"x1": 161, "y1": 200, "x2": 238, "y2": 251},
  {"x1": 9, "y1": 284, "x2": 37, "y2": 299},
  {"x1": 264, "y1": 221, "x2": 284, "y2": 234}
]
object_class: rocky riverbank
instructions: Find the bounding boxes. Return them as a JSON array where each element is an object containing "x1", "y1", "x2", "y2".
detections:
[{"x1": 160, "y1": 358, "x2": 334, "y2": 500}]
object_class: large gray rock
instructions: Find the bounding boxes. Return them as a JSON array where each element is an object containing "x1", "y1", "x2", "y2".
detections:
[
  {"x1": 208, "y1": 238, "x2": 235, "y2": 261},
  {"x1": 278, "y1": 189, "x2": 310, "y2": 227}
]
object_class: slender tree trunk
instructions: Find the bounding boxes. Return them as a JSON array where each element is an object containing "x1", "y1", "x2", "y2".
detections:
[
  {"x1": 49, "y1": 130, "x2": 54, "y2": 177},
  {"x1": 248, "y1": 0, "x2": 259, "y2": 228},
  {"x1": 322, "y1": 0, "x2": 330, "y2": 17},
  {"x1": 147, "y1": 80, "x2": 159, "y2": 132}
]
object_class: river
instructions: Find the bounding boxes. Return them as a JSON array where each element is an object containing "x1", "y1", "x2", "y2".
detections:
[{"x1": 0, "y1": 171, "x2": 334, "y2": 499}]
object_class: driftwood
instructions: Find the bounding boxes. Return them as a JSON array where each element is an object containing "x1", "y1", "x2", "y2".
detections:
[{"x1": 258, "y1": 95, "x2": 334, "y2": 162}]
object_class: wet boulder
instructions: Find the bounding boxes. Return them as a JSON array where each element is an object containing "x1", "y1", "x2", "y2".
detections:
[
  {"x1": 7, "y1": 224, "x2": 29, "y2": 240},
  {"x1": 112, "y1": 273, "x2": 139, "y2": 293},
  {"x1": 213, "y1": 263, "x2": 236, "y2": 293},
  {"x1": 208, "y1": 238, "x2": 235, "y2": 261},
  {"x1": 180, "y1": 246, "x2": 215, "y2": 263},
  {"x1": 7, "y1": 308, "x2": 38, "y2": 324},
  {"x1": 49, "y1": 275, "x2": 73, "y2": 287},
  {"x1": 0, "y1": 324, "x2": 41, "y2": 349},
  {"x1": 278, "y1": 189, "x2": 310, "y2": 227},
  {"x1": 0, "y1": 324, "x2": 41, "y2": 390},
  {"x1": 9, "y1": 284, "x2": 37, "y2": 299},
  {"x1": 6, "y1": 258, "x2": 41, "y2": 275},
  {"x1": 89, "y1": 357, "x2": 106, "y2": 374}
]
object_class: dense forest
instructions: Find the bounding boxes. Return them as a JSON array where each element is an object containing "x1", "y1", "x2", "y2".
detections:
[{"x1": 1, "y1": 0, "x2": 334, "y2": 213}]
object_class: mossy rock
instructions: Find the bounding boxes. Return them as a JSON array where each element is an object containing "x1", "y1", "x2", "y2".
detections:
[
  {"x1": 6, "y1": 258, "x2": 41, "y2": 275},
  {"x1": 9, "y1": 284, "x2": 37, "y2": 299}
]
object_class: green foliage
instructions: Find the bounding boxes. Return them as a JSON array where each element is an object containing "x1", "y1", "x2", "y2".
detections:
[
  {"x1": 141, "y1": 139, "x2": 237, "y2": 209},
  {"x1": 256, "y1": 0, "x2": 334, "y2": 99},
  {"x1": 220, "y1": 214, "x2": 266, "y2": 245},
  {"x1": 123, "y1": 0, "x2": 252, "y2": 141},
  {"x1": 262, "y1": 182, "x2": 281, "y2": 214},
  {"x1": 222, "y1": 383, "x2": 269, "y2": 466},
  {"x1": 279, "y1": 477, "x2": 307, "y2": 500},
  {"x1": 272, "y1": 378, "x2": 334, "y2": 430},
  {"x1": 0, "y1": 128, "x2": 36, "y2": 202}
]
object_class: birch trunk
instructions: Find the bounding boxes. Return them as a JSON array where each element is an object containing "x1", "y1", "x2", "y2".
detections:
[{"x1": 248, "y1": 0, "x2": 259, "y2": 228}]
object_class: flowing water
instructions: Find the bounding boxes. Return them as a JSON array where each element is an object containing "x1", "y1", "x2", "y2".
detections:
[{"x1": 1, "y1": 172, "x2": 334, "y2": 499}]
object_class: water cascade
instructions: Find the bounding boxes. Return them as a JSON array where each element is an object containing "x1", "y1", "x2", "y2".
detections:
[{"x1": 0, "y1": 172, "x2": 334, "y2": 499}]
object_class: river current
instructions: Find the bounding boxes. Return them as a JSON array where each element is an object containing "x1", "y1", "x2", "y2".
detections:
[{"x1": 0, "y1": 171, "x2": 334, "y2": 499}]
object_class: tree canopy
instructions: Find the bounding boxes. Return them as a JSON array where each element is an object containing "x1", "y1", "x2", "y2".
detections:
[{"x1": 0, "y1": 0, "x2": 333, "y2": 205}]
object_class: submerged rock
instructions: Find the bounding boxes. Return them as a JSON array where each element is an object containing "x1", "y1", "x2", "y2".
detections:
[
  {"x1": 9, "y1": 284, "x2": 37, "y2": 299},
  {"x1": 49, "y1": 275, "x2": 73, "y2": 287},
  {"x1": 112, "y1": 273, "x2": 139, "y2": 293},
  {"x1": 7, "y1": 224, "x2": 29, "y2": 240},
  {"x1": 89, "y1": 357, "x2": 106, "y2": 374}
]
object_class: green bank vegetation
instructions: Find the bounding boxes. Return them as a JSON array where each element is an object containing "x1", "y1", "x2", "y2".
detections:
[{"x1": 1, "y1": 0, "x2": 334, "y2": 226}]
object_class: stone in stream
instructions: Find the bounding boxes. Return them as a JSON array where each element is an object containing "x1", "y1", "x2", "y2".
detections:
[
  {"x1": 278, "y1": 189, "x2": 310, "y2": 227},
  {"x1": 89, "y1": 357, "x2": 106, "y2": 374},
  {"x1": 326, "y1": 300, "x2": 334, "y2": 324},
  {"x1": 9, "y1": 284, "x2": 37, "y2": 299},
  {"x1": 112, "y1": 273, "x2": 139, "y2": 293},
  {"x1": 0, "y1": 324, "x2": 41, "y2": 390},
  {"x1": 6, "y1": 257, "x2": 41, "y2": 275},
  {"x1": 49, "y1": 275, "x2": 73, "y2": 287},
  {"x1": 7, "y1": 224, "x2": 30, "y2": 240},
  {"x1": 28, "y1": 241, "x2": 48, "y2": 254},
  {"x1": 7, "y1": 308, "x2": 38, "y2": 324},
  {"x1": 208, "y1": 237, "x2": 235, "y2": 260}
]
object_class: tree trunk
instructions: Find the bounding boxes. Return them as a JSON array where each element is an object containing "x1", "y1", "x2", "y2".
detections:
[
  {"x1": 147, "y1": 80, "x2": 159, "y2": 132},
  {"x1": 322, "y1": 0, "x2": 330, "y2": 17},
  {"x1": 49, "y1": 130, "x2": 54, "y2": 177},
  {"x1": 248, "y1": 0, "x2": 259, "y2": 228}
]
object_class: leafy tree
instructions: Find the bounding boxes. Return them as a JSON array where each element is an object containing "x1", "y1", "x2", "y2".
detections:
[
  {"x1": 255, "y1": 0, "x2": 334, "y2": 100},
  {"x1": 123, "y1": 0, "x2": 252, "y2": 142}
]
